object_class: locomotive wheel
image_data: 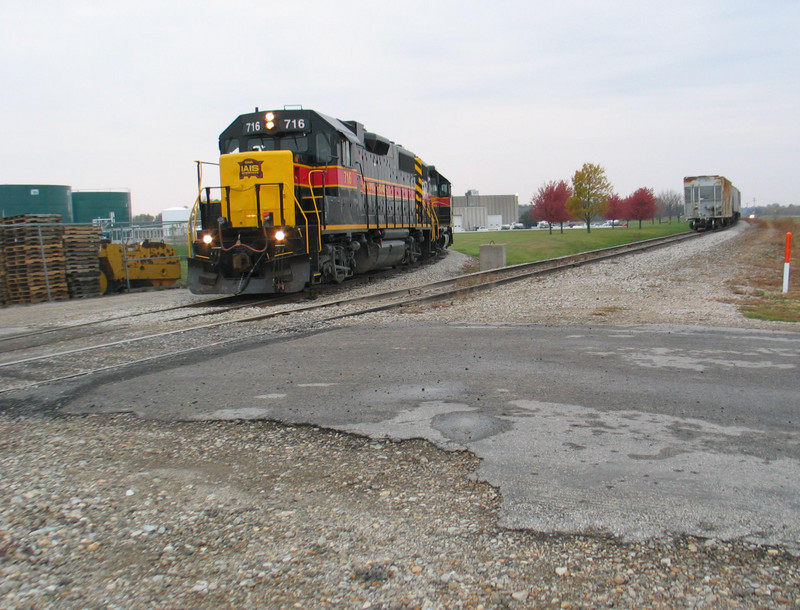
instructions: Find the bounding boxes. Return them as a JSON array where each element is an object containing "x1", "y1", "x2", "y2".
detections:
[
  {"x1": 331, "y1": 246, "x2": 350, "y2": 283},
  {"x1": 332, "y1": 263, "x2": 348, "y2": 283}
]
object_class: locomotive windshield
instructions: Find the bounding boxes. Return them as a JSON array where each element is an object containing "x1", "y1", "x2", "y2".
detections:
[
  {"x1": 222, "y1": 134, "x2": 309, "y2": 155},
  {"x1": 246, "y1": 135, "x2": 309, "y2": 153},
  {"x1": 222, "y1": 132, "x2": 337, "y2": 164}
]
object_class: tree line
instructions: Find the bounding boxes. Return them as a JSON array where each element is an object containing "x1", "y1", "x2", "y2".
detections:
[
  {"x1": 749, "y1": 203, "x2": 800, "y2": 217},
  {"x1": 520, "y1": 162, "x2": 683, "y2": 233},
  {"x1": 132, "y1": 213, "x2": 163, "y2": 223}
]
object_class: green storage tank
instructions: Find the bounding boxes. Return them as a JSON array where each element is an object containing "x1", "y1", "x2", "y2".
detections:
[
  {"x1": 71, "y1": 190, "x2": 132, "y2": 224},
  {"x1": 0, "y1": 184, "x2": 73, "y2": 222}
]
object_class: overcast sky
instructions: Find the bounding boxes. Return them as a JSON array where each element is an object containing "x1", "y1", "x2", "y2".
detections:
[{"x1": 2, "y1": 0, "x2": 798, "y2": 215}]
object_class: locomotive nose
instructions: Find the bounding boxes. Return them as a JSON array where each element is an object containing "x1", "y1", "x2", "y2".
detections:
[{"x1": 232, "y1": 251, "x2": 251, "y2": 272}]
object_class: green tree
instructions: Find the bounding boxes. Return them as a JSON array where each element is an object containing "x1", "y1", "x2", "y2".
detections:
[
  {"x1": 518, "y1": 206, "x2": 535, "y2": 227},
  {"x1": 566, "y1": 163, "x2": 612, "y2": 233}
]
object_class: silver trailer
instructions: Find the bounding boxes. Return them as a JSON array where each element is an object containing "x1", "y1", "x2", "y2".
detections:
[{"x1": 684, "y1": 175, "x2": 741, "y2": 231}]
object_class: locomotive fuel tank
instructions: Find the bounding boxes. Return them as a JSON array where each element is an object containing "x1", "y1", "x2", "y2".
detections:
[{"x1": 352, "y1": 239, "x2": 407, "y2": 274}]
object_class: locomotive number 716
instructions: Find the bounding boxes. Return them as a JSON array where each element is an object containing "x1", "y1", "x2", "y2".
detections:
[{"x1": 244, "y1": 118, "x2": 306, "y2": 133}]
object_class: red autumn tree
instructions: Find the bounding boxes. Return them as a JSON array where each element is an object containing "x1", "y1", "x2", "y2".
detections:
[
  {"x1": 627, "y1": 187, "x2": 657, "y2": 229},
  {"x1": 531, "y1": 180, "x2": 573, "y2": 234},
  {"x1": 604, "y1": 194, "x2": 627, "y2": 228}
]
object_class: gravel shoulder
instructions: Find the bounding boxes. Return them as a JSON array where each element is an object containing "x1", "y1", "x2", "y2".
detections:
[
  {"x1": 2, "y1": 224, "x2": 799, "y2": 609},
  {"x1": 362, "y1": 222, "x2": 796, "y2": 331}
]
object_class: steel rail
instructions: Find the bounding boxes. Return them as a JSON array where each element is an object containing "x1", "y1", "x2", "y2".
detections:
[
  {"x1": 0, "y1": 294, "x2": 241, "y2": 345},
  {"x1": 0, "y1": 265, "x2": 405, "y2": 346}
]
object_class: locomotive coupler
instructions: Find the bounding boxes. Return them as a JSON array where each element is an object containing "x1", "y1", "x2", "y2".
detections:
[{"x1": 232, "y1": 251, "x2": 251, "y2": 272}]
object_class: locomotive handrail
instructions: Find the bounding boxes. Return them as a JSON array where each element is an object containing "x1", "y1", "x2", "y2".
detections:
[
  {"x1": 189, "y1": 160, "x2": 212, "y2": 253},
  {"x1": 304, "y1": 170, "x2": 325, "y2": 252},
  {"x1": 354, "y1": 162, "x2": 370, "y2": 230},
  {"x1": 307, "y1": 169, "x2": 327, "y2": 229},
  {"x1": 222, "y1": 186, "x2": 232, "y2": 221},
  {"x1": 187, "y1": 196, "x2": 200, "y2": 253},
  {"x1": 293, "y1": 195, "x2": 322, "y2": 254},
  {"x1": 428, "y1": 200, "x2": 440, "y2": 246},
  {"x1": 421, "y1": 195, "x2": 440, "y2": 253},
  {"x1": 413, "y1": 156, "x2": 426, "y2": 229}
]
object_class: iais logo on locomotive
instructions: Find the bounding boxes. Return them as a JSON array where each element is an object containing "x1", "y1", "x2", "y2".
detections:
[{"x1": 238, "y1": 158, "x2": 263, "y2": 180}]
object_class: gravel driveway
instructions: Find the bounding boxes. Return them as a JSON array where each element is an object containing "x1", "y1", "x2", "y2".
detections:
[{"x1": 2, "y1": 223, "x2": 798, "y2": 609}]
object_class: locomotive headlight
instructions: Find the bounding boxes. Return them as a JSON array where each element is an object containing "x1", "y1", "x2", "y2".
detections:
[
  {"x1": 202, "y1": 233, "x2": 214, "y2": 245},
  {"x1": 265, "y1": 112, "x2": 275, "y2": 130},
  {"x1": 274, "y1": 229, "x2": 286, "y2": 242}
]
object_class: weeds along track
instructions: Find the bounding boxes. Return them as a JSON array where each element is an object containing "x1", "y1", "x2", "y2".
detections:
[{"x1": 0, "y1": 231, "x2": 701, "y2": 393}]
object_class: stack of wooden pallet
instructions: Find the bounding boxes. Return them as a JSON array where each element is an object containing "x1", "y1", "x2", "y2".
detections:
[
  {"x1": 0, "y1": 214, "x2": 69, "y2": 305},
  {"x1": 63, "y1": 225, "x2": 103, "y2": 298}
]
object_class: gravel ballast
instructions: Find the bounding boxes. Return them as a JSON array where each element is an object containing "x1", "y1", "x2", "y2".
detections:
[
  {"x1": 2, "y1": 416, "x2": 798, "y2": 609},
  {"x1": 2, "y1": 223, "x2": 799, "y2": 608}
]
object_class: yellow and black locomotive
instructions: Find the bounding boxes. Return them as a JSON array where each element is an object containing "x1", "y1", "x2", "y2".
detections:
[{"x1": 188, "y1": 107, "x2": 452, "y2": 294}]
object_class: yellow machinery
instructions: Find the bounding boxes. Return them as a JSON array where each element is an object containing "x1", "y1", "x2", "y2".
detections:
[{"x1": 98, "y1": 240, "x2": 181, "y2": 294}]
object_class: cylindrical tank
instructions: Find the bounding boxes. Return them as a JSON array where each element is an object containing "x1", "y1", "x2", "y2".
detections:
[
  {"x1": 71, "y1": 190, "x2": 132, "y2": 224},
  {"x1": 352, "y1": 239, "x2": 406, "y2": 273},
  {"x1": 0, "y1": 184, "x2": 73, "y2": 222}
]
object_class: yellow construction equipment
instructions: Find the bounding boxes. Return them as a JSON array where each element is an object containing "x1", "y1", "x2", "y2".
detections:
[{"x1": 98, "y1": 240, "x2": 181, "y2": 294}]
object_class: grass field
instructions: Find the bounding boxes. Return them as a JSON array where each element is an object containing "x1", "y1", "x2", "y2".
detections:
[
  {"x1": 451, "y1": 222, "x2": 690, "y2": 266},
  {"x1": 726, "y1": 218, "x2": 799, "y2": 323}
]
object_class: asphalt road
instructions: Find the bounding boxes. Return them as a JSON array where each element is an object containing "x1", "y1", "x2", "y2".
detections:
[{"x1": 18, "y1": 321, "x2": 800, "y2": 550}]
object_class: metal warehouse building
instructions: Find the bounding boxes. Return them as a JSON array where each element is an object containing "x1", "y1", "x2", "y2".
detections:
[{"x1": 451, "y1": 190, "x2": 519, "y2": 231}]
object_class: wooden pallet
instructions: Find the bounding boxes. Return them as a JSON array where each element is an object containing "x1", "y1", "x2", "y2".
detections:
[
  {"x1": 0, "y1": 214, "x2": 63, "y2": 225},
  {"x1": 0, "y1": 219, "x2": 68, "y2": 305},
  {"x1": 62, "y1": 226, "x2": 102, "y2": 298},
  {"x1": 0, "y1": 216, "x2": 107, "y2": 305}
]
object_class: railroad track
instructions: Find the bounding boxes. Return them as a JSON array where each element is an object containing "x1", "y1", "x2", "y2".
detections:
[
  {"x1": 0, "y1": 231, "x2": 700, "y2": 394},
  {"x1": 0, "y1": 263, "x2": 411, "y2": 353}
]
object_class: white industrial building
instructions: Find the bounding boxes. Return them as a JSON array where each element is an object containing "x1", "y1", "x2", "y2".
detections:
[
  {"x1": 161, "y1": 206, "x2": 191, "y2": 237},
  {"x1": 451, "y1": 190, "x2": 519, "y2": 231}
]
